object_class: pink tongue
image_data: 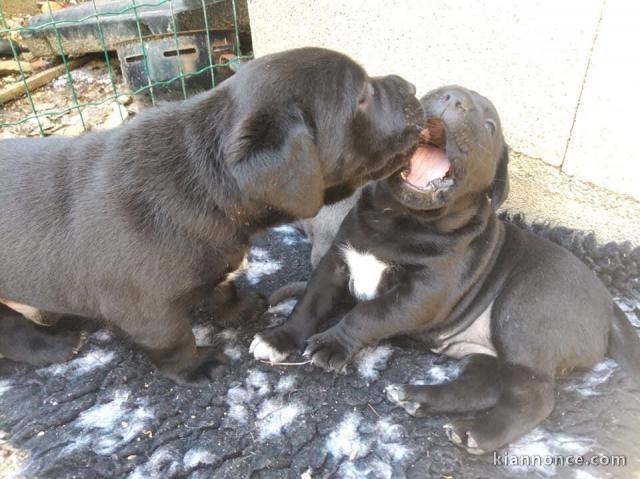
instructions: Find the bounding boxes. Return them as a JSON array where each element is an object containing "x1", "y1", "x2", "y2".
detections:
[{"x1": 405, "y1": 145, "x2": 450, "y2": 187}]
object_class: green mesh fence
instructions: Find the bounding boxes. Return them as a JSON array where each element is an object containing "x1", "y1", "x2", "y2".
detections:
[{"x1": 0, "y1": 0, "x2": 252, "y2": 136}]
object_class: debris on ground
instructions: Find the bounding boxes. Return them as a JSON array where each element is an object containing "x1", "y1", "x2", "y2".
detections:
[
  {"x1": 0, "y1": 55, "x2": 92, "y2": 105},
  {"x1": 0, "y1": 2, "x2": 141, "y2": 138},
  {"x1": 0, "y1": 57, "x2": 139, "y2": 138}
]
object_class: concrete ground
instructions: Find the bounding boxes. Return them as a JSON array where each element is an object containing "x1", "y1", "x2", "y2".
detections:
[{"x1": 0, "y1": 221, "x2": 639, "y2": 479}]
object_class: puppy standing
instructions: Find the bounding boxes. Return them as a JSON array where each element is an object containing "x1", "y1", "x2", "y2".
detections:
[
  {"x1": 252, "y1": 86, "x2": 640, "y2": 452},
  {"x1": 0, "y1": 48, "x2": 424, "y2": 383}
]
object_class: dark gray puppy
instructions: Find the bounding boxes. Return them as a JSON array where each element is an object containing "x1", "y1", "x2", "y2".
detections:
[
  {"x1": 251, "y1": 85, "x2": 640, "y2": 453},
  {"x1": 0, "y1": 47, "x2": 424, "y2": 383}
]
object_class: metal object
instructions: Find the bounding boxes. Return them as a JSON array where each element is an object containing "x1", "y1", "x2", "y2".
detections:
[
  {"x1": 20, "y1": 0, "x2": 249, "y2": 58},
  {"x1": 116, "y1": 30, "x2": 237, "y2": 101}
]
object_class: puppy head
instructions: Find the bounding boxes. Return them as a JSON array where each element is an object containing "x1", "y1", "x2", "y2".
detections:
[
  {"x1": 226, "y1": 48, "x2": 423, "y2": 219},
  {"x1": 387, "y1": 85, "x2": 509, "y2": 212}
]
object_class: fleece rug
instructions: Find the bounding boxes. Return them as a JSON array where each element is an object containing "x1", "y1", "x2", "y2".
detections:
[{"x1": 1, "y1": 216, "x2": 639, "y2": 479}]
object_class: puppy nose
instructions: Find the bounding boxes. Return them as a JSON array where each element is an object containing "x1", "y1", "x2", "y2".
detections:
[{"x1": 442, "y1": 90, "x2": 468, "y2": 110}]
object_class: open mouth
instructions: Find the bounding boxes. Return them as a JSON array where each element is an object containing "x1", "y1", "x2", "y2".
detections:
[{"x1": 400, "y1": 118, "x2": 453, "y2": 192}]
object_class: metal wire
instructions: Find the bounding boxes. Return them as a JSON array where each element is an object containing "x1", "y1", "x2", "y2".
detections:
[
  {"x1": 91, "y1": 0, "x2": 124, "y2": 122},
  {"x1": 0, "y1": 0, "x2": 251, "y2": 132},
  {"x1": 0, "y1": 7, "x2": 44, "y2": 134},
  {"x1": 200, "y1": 0, "x2": 216, "y2": 89},
  {"x1": 169, "y1": 0, "x2": 188, "y2": 100},
  {"x1": 45, "y1": 0, "x2": 86, "y2": 130},
  {"x1": 130, "y1": 0, "x2": 156, "y2": 106},
  {"x1": 0, "y1": 56, "x2": 252, "y2": 128}
]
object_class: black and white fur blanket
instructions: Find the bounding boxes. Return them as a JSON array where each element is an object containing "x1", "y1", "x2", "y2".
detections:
[{"x1": 1, "y1": 216, "x2": 639, "y2": 479}]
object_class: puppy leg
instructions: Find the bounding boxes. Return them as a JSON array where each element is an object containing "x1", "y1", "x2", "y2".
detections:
[
  {"x1": 304, "y1": 283, "x2": 444, "y2": 372},
  {"x1": 210, "y1": 280, "x2": 267, "y2": 326},
  {"x1": 251, "y1": 251, "x2": 349, "y2": 363},
  {"x1": 0, "y1": 308, "x2": 86, "y2": 366},
  {"x1": 112, "y1": 305, "x2": 227, "y2": 386},
  {"x1": 386, "y1": 354, "x2": 502, "y2": 416},
  {"x1": 0, "y1": 299, "x2": 62, "y2": 326},
  {"x1": 444, "y1": 363, "x2": 555, "y2": 455}
]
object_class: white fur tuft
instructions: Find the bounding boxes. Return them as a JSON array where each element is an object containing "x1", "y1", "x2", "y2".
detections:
[{"x1": 341, "y1": 245, "x2": 389, "y2": 301}]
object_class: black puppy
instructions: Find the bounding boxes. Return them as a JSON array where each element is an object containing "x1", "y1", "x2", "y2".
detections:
[
  {"x1": 252, "y1": 85, "x2": 640, "y2": 453},
  {"x1": 0, "y1": 47, "x2": 423, "y2": 383}
]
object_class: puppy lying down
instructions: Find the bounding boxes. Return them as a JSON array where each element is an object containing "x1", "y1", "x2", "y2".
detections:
[{"x1": 252, "y1": 86, "x2": 640, "y2": 453}]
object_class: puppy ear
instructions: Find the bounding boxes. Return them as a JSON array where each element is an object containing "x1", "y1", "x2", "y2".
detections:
[
  {"x1": 231, "y1": 113, "x2": 324, "y2": 219},
  {"x1": 489, "y1": 145, "x2": 510, "y2": 210}
]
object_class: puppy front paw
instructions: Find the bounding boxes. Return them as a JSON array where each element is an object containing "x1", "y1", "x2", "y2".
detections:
[
  {"x1": 250, "y1": 326, "x2": 299, "y2": 363},
  {"x1": 303, "y1": 327, "x2": 360, "y2": 373}
]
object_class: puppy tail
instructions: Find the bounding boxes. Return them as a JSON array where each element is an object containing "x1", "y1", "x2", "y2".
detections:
[
  {"x1": 268, "y1": 281, "x2": 307, "y2": 306},
  {"x1": 608, "y1": 303, "x2": 640, "y2": 386}
]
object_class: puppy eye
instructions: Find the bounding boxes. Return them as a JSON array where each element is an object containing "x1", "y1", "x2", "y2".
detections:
[{"x1": 485, "y1": 119, "x2": 497, "y2": 136}]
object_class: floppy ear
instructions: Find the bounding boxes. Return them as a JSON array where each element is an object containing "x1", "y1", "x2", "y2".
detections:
[
  {"x1": 489, "y1": 144, "x2": 510, "y2": 210},
  {"x1": 230, "y1": 113, "x2": 325, "y2": 219}
]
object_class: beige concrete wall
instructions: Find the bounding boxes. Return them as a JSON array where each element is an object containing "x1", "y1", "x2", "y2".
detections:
[
  {"x1": 563, "y1": 0, "x2": 640, "y2": 201},
  {"x1": 248, "y1": 0, "x2": 640, "y2": 244}
]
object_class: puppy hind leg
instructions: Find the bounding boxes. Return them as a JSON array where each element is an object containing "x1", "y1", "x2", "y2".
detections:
[
  {"x1": 444, "y1": 362, "x2": 556, "y2": 455},
  {"x1": 0, "y1": 308, "x2": 86, "y2": 366},
  {"x1": 386, "y1": 354, "x2": 502, "y2": 416},
  {"x1": 0, "y1": 299, "x2": 62, "y2": 326}
]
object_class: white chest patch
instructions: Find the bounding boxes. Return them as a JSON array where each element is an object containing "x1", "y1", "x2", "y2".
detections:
[{"x1": 341, "y1": 245, "x2": 389, "y2": 301}]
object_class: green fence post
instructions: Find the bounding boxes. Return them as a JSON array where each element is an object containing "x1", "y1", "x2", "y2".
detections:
[
  {"x1": 91, "y1": 0, "x2": 124, "y2": 122},
  {"x1": 200, "y1": 0, "x2": 216, "y2": 89},
  {"x1": 169, "y1": 0, "x2": 188, "y2": 99},
  {"x1": 231, "y1": 0, "x2": 242, "y2": 61},
  {"x1": 131, "y1": 0, "x2": 157, "y2": 106}
]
